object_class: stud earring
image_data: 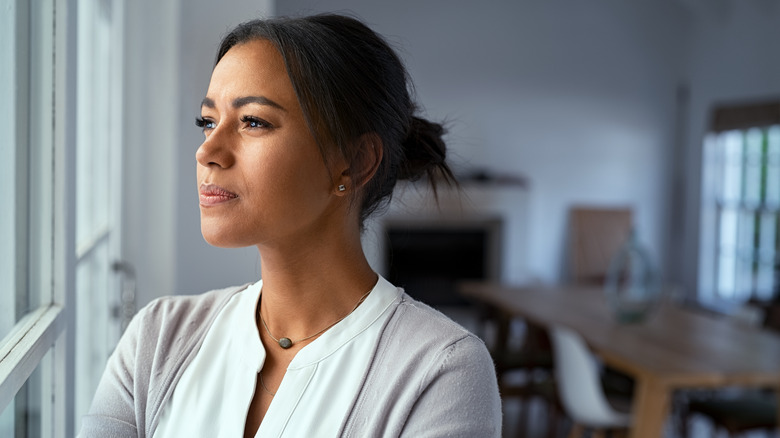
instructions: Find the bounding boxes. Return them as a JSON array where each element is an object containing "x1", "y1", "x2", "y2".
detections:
[{"x1": 337, "y1": 184, "x2": 346, "y2": 192}]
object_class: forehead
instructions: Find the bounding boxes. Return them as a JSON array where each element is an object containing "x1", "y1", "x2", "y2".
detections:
[{"x1": 206, "y1": 39, "x2": 297, "y2": 107}]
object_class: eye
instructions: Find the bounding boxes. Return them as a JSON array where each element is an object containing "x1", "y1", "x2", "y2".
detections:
[
  {"x1": 195, "y1": 117, "x2": 216, "y2": 132},
  {"x1": 241, "y1": 115, "x2": 273, "y2": 130}
]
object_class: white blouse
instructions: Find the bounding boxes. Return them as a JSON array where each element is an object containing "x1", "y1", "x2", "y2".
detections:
[{"x1": 154, "y1": 275, "x2": 400, "y2": 438}]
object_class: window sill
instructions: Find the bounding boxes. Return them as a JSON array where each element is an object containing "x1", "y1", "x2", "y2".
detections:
[{"x1": 0, "y1": 304, "x2": 64, "y2": 413}]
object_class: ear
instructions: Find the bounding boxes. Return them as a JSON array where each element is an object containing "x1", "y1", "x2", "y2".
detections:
[{"x1": 334, "y1": 132, "x2": 383, "y2": 195}]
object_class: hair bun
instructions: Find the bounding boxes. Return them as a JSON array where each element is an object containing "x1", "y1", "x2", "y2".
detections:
[{"x1": 399, "y1": 116, "x2": 451, "y2": 183}]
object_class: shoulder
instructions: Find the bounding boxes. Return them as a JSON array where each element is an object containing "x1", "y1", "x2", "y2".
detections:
[
  {"x1": 147, "y1": 283, "x2": 244, "y2": 313},
  {"x1": 385, "y1": 292, "x2": 487, "y2": 355},
  {"x1": 343, "y1": 291, "x2": 501, "y2": 436},
  {"x1": 122, "y1": 283, "x2": 251, "y2": 377},
  {"x1": 131, "y1": 284, "x2": 250, "y2": 360},
  {"x1": 140, "y1": 284, "x2": 249, "y2": 320},
  {"x1": 385, "y1": 293, "x2": 498, "y2": 393}
]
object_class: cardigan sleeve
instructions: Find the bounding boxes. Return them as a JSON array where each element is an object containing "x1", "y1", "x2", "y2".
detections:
[{"x1": 400, "y1": 335, "x2": 502, "y2": 438}]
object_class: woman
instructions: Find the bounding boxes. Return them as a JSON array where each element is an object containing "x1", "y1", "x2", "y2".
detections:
[{"x1": 81, "y1": 14, "x2": 501, "y2": 437}]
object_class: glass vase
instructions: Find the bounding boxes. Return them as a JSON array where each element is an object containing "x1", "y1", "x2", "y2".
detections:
[{"x1": 604, "y1": 230, "x2": 659, "y2": 323}]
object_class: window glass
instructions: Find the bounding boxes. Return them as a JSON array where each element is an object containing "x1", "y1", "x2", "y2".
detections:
[
  {"x1": 710, "y1": 125, "x2": 780, "y2": 301},
  {"x1": 0, "y1": 1, "x2": 63, "y2": 436},
  {"x1": 0, "y1": 0, "x2": 27, "y2": 341},
  {"x1": 0, "y1": 0, "x2": 53, "y2": 340}
]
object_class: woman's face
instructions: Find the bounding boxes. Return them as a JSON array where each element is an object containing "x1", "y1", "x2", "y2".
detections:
[{"x1": 196, "y1": 39, "x2": 344, "y2": 248}]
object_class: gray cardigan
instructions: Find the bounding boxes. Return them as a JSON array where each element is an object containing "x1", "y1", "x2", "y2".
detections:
[{"x1": 80, "y1": 285, "x2": 502, "y2": 437}]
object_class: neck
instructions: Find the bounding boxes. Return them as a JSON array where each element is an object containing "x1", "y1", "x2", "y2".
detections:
[{"x1": 256, "y1": 226, "x2": 377, "y2": 343}]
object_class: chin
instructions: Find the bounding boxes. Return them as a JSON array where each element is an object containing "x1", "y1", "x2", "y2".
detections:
[
  {"x1": 202, "y1": 233, "x2": 250, "y2": 248},
  {"x1": 200, "y1": 223, "x2": 250, "y2": 249}
]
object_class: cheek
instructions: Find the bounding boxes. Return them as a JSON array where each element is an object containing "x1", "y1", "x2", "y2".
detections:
[
  {"x1": 265, "y1": 162, "x2": 329, "y2": 213},
  {"x1": 262, "y1": 141, "x2": 332, "y2": 197},
  {"x1": 292, "y1": 154, "x2": 333, "y2": 198}
]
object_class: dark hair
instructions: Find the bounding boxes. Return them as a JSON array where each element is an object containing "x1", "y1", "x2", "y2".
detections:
[{"x1": 215, "y1": 14, "x2": 456, "y2": 226}]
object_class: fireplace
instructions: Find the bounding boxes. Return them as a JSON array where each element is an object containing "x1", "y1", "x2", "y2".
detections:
[
  {"x1": 383, "y1": 218, "x2": 503, "y2": 308},
  {"x1": 363, "y1": 179, "x2": 529, "y2": 309}
]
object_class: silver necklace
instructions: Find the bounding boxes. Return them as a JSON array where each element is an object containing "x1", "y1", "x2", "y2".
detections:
[
  {"x1": 257, "y1": 288, "x2": 372, "y2": 349},
  {"x1": 259, "y1": 371, "x2": 275, "y2": 397}
]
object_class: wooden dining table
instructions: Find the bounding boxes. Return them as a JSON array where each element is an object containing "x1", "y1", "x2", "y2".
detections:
[{"x1": 459, "y1": 281, "x2": 780, "y2": 438}]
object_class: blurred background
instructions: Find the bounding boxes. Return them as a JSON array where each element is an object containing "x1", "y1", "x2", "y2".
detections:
[
  {"x1": 165, "y1": 0, "x2": 778, "y2": 305},
  {"x1": 1, "y1": 0, "x2": 778, "y2": 436}
]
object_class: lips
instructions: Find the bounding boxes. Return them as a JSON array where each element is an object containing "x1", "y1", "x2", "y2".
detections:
[{"x1": 199, "y1": 183, "x2": 239, "y2": 206}]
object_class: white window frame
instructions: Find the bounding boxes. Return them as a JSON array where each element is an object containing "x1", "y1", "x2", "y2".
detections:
[{"x1": 0, "y1": 0, "x2": 77, "y2": 435}]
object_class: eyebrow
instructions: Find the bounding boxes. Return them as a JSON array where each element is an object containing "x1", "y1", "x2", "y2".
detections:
[{"x1": 200, "y1": 95, "x2": 286, "y2": 112}]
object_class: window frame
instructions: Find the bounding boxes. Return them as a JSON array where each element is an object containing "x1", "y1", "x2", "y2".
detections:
[
  {"x1": 699, "y1": 99, "x2": 780, "y2": 303},
  {"x1": 0, "y1": 0, "x2": 77, "y2": 435}
]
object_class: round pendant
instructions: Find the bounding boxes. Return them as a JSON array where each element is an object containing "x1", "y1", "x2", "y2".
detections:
[{"x1": 279, "y1": 337, "x2": 293, "y2": 349}]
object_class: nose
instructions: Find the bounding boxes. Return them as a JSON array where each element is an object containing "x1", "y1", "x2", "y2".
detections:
[{"x1": 196, "y1": 125, "x2": 235, "y2": 169}]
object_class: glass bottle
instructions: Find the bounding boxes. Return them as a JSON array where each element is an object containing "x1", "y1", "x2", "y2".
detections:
[{"x1": 604, "y1": 229, "x2": 659, "y2": 323}]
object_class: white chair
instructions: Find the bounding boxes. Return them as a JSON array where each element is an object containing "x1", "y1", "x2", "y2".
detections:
[{"x1": 549, "y1": 325, "x2": 632, "y2": 437}]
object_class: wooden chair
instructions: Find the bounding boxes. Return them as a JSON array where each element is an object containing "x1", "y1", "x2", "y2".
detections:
[
  {"x1": 467, "y1": 298, "x2": 560, "y2": 438},
  {"x1": 568, "y1": 207, "x2": 633, "y2": 285}
]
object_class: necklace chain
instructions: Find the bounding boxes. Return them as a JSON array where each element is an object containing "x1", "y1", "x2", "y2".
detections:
[
  {"x1": 257, "y1": 288, "x2": 373, "y2": 349},
  {"x1": 259, "y1": 371, "x2": 275, "y2": 397}
]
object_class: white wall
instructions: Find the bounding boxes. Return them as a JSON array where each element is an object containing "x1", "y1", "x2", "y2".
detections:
[
  {"x1": 277, "y1": 0, "x2": 688, "y2": 284},
  {"x1": 679, "y1": 1, "x2": 780, "y2": 296}
]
